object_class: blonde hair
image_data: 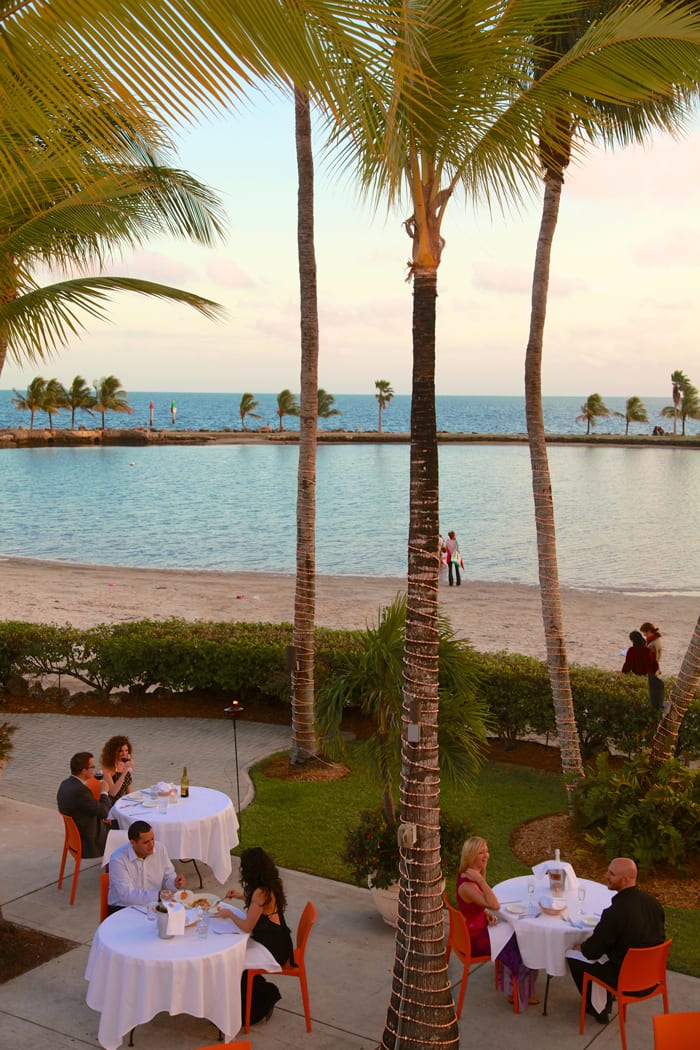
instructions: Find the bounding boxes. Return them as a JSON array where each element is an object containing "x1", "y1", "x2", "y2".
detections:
[{"x1": 458, "y1": 836, "x2": 487, "y2": 873}]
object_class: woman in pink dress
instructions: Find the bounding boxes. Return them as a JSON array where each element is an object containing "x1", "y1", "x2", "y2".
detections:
[{"x1": 457, "y1": 836, "x2": 538, "y2": 1010}]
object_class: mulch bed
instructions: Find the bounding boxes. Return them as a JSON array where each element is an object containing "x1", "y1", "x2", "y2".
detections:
[{"x1": 0, "y1": 921, "x2": 77, "y2": 984}]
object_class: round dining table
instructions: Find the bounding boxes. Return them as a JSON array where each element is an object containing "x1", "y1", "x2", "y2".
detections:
[
  {"x1": 112, "y1": 786, "x2": 239, "y2": 884},
  {"x1": 491, "y1": 874, "x2": 613, "y2": 1013}
]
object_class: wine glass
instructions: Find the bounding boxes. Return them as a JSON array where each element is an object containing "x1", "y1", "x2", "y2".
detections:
[
  {"x1": 527, "y1": 878, "x2": 535, "y2": 911},
  {"x1": 577, "y1": 885, "x2": 586, "y2": 914}
]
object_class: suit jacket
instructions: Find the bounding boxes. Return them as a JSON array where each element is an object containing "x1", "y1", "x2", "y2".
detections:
[
  {"x1": 582, "y1": 885, "x2": 665, "y2": 974},
  {"x1": 57, "y1": 776, "x2": 112, "y2": 858}
]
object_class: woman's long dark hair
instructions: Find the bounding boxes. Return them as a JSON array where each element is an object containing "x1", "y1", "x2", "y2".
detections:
[{"x1": 239, "y1": 846, "x2": 287, "y2": 912}]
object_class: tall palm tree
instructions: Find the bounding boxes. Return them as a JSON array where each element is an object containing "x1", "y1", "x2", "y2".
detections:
[
  {"x1": 11, "y1": 376, "x2": 46, "y2": 430},
  {"x1": 239, "y1": 392, "x2": 261, "y2": 430},
  {"x1": 374, "y1": 379, "x2": 394, "y2": 433},
  {"x1": 66, "y1": 376, "x2": 97, "y2": 429},
  {"x1": 42, "y1": 378, "x2": 68, "y2": 431},
  {"x1": 317, "y1": 388, "x2": 341, "y2": 421},
  {"x1": 290, "y1": 87, "x2": 321, "y2": 767},
  {"x1": 276, "y1": 388, "x2": 299, "y2": 431},
  {"x1": 670, "y1": 369, "x2": 688, "y2": 435},
  {"x1": 662, "y1": 375, "x2": 699, "y2": 435},
  {"x1": 93, "y1": 375, "x2": 132, "y2": 430},
  {"x1": 651, "y1": 612, "x2": 700, "y2": 764},
  {"x1": 331, "y1": 5, "x2": 700, "y2": 1045},
  {"x1": 620, "y1": 396, "x2": 649, "y2": 435},
  {"x1": 576, "y1": 393, "x2": 611, "y2": 434}
]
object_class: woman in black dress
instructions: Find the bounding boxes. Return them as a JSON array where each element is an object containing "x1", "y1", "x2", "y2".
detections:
[{"x1": 218, "y1": 847, "x2": 293, "y2": 1024}]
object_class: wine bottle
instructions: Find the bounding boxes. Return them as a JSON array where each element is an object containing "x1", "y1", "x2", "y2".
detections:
[{"x1": 180, "y1": 766, "x2": 189, "y2": 798}]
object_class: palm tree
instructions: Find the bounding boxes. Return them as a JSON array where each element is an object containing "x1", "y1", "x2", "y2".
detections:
[
  {"x1": 651, "y1": 612, "x2": 700, "y2": 764},
  {"x1": 576, "y1": 393, "x2": 611, "y2": 434},
  {"x1": 276, "y1": 388, "x2": 299, "y2": 432},
  {"x1": 670, "y1": 370, "x2": 688, "y2": 435},
  {"x1": 0, "y1": 91, "x2": 227, "y2": 380},
  {"x1": 239, "y1": 392, "x2": 261, "y2": 431},
  {"x1": 42, "y1": 378, "x2": 68, "y2": 430},
  {"x1": 662, "y1": 374, "x2": 699, "y2": 435},
  {"x1": 66, "y1": 376, "x2": 96, "y2": 429},
  {"x1": 317, "y1": 388, "x2": 341, "y2": 422},
  {"x1": 374, "y1": 379, "x2": 394, "y2": 433},
  {"x1": 93, "y1": 375, "x2": 132, "y2": 430},
  {"x1": 11, "y1": 376, "x2": 46, "y2": 430},
  {"x1": 620, "y1": 396, "x2": 649, "y2": 435}
]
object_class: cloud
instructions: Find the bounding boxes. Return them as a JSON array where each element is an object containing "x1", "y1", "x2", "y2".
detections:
[
  {"x1": 102, "y1": 250, "x2": 197, "y2": 284},
  {"x1": 632, "y1": 229, "x2": 700, "y2": 268},
  {"x1": 205, "y1": 256, "x2": 255, "y2": 289},
  {"x1": 472, "y1": 261, "x2": 583, "y2": 295}
]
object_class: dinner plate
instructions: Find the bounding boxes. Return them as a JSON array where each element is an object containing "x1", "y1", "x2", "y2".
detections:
[
  {"x1": 186, "y1": 892, "x2": 221, "y2": 912},
  {"x1": 582, "y1": 915, "x2": 598, "y2": 927},
  {"x1": 141, "y1": 799, "x2": 158, "y2": 808},
  {"x1": 506, "y1": 903, "x2": 527, "y2": 915},
  {"x1": 129, "y1": 791, "x2": 144, "y2": 801}
]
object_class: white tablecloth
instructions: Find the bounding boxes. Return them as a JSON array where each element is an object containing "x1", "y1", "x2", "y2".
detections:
[
  {"x1": 491, "y1": 876, "x2": 613, "y2": 977},
  {"x1": 85, "y1": 906, "x2": 248, "y2": 1049},
  {"x1": 113, "y1": 786, "x2": 239, "y2": 883}
]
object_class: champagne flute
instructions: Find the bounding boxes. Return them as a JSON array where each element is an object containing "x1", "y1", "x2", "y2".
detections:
[
  {"x1": 577, "y1": 885, "x2": 586, "y2": 914},
  {"x1": 527, "y1": 878, "x2": 535, "y2": 911}
]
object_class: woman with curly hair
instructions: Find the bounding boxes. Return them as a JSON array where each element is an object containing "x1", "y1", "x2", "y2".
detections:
[
  {"x1": 100, "y1": 735, "x2": 134, "y2": 802},
  {"x1": 218, "y1": 846, "x2": 293, "y2": 1024}
]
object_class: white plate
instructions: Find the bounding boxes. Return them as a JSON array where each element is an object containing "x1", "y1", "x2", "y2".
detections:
[
  {"x1": 582, "y1": 915, "x2": 598, "y2": 927},
  {"x1": 129, "y1": 791, "x2": 144, "y2": 801},
  {"x1": 141, "y1": 799, "x2": 158, "y2": 808},
  {"x1": 506, "y1": 903, "x2": 527, "y2": 915},
  {"x1": 186, "y1": 893, "x2": 221, "y2": 912}
]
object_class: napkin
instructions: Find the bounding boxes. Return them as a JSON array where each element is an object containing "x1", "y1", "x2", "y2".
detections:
[
  {"x1": 164, "y1": 900, "x2": 186, "y2": 936},
  {"x1": 531, "y1": 859, "x2": 578, "y2": 893},
  {"x1": 565, "y1": 949, "x2": 609, "y2": 1014}
]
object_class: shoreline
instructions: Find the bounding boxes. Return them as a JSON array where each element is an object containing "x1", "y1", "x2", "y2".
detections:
[
  {"x1": 1, "y1": 556, "x2": 697, "y2": 674},
  {"x1": 1, "y1": 427, "x2": 699, "y2": 449}
]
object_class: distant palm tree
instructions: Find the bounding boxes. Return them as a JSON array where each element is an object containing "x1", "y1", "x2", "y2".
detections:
[
  {"x1": 66, "y1": 376, "x2": 96, "y2": 429},
  {"x1": 11, "y1": 375, "x2": 46, "y2": 429},
  {"x1": 93, "y1": 375, "x2": 132, "y2": 430},
  {"x1": 576, "y1": 393, "x2": 610, "y2": 434},
  {"x1": 276, "y1": 388, "x2": 299, "y2": 431},
  {"x1": 239, "y1": 392, "x2": 261, "y2": 431},
  {"x1": 374, "y1": 379, "x2": 394, "y2": 433},
  {"x1": 662, "y1": 373, "x2": 698, "y2": 436},
  {"x1": 317, "y1": 388, "x2": 341, "y2": 422},
  {"x1": 670, "y1": 370, "x2": 688, "y2": 435},
  {"x1": 42, "y1": 378, "x2": 68, "y2": 430},
  {"x1": 620, "y1": 396, "x2": 649, "y2": 435}
]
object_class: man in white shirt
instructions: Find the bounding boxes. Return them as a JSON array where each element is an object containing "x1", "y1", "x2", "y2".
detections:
[{"x1": 108, "y1": 820, "x2": 186, "y2": 913}]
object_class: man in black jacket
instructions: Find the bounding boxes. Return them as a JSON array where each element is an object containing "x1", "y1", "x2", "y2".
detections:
[
  {"x1": 567, "y1": 857, "x2": 665, "y2": 1024},
  {"x1": 57, "y1": 751, "x2": 112, "y2": 857}
]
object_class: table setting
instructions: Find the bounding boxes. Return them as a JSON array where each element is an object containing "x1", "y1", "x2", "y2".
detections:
[{"x1": 111, "y1": 784, "x2": 239, "y2": 883}]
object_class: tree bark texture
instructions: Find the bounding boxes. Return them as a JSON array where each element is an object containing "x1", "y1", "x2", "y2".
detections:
[
  {"x1": 380, "y1": 270, "x2": 459, "y2": 1050},
  {"x1": 290, "y1": 87, "x2": 318, "y2": 765},
  {"x1": 524, "y1": 172, "x2": 584, "y2": 783},
  {"x1": 651, "y1": 612, "x2": 700, "y2": 762}
]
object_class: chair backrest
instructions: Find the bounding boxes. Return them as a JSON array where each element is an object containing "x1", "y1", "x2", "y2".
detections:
[
  {"x1": 101, "y1": 829, "x2": 129, "y2": 867},
  {"x1": 85, "y1": 776, "x2": 102, "y2": 801},
  {"x1": 653, "y1": 1011, "x2": 700, "y2": 1048},
  {"x1": 443, "y1": 894, "x2": 471, "y2": 965},
  {"x1": 295, "y1": 901, "x2": 318, "y2": 958},
  {"x1": 99, "y1": 870, "x2": 110, "y2": 923},
  {"x1": 62, "y1": 814, "x2": 82, "y2": 860},
  {"x1": 618, "y1": 939, "x2": 672, "y2": 995}
]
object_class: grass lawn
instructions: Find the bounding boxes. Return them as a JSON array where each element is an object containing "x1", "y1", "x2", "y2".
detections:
[{"x1": 235, "y1": 745, "x2": 700, "y2": 978}]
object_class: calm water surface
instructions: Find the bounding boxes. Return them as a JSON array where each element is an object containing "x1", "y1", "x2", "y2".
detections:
[{"x1": 2, "y1": 443, "x2": 698, "y2": 593}]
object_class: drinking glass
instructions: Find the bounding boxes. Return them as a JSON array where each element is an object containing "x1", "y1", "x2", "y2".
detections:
[
  {"x1": 146, "y1": 901, "x2": 158, "y2": 921},
  {"x1": 577, "y1": 886, "x2": 586, "y2": 913},
  {"x1": 158, "y1": 795, "x2": 168, "y2": 814},
  {"x1": 527, "y1": 878, "x2": 535, "y2": 912},
  {"x1": 197, "y1": 912, "x2": 209, "y2": 940}
]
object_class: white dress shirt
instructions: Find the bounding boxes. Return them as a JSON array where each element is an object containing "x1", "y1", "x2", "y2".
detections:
[{"x1": 108, "y1": 841, "x2": 178, "y2": 907}]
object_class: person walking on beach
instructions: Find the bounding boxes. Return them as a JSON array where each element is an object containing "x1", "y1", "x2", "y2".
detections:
[
  {"x1": 445, "y1": 530, "x2": 463, "y2": 587},
  {"x1": 640, "y1": 621, "x2": 664, "y2": 712}
]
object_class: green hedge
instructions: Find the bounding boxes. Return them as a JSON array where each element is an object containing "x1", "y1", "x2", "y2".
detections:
[{"x1": 0, "y1": 620, "x2": 698, "y2": 758}]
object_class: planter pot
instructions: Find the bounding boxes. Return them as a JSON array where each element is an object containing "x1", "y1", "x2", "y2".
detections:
[{"x1": 368, "y1": 877, "x2": 400, "y2": 928}]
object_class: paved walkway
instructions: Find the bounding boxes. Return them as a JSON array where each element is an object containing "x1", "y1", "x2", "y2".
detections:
[{"x1": 1, "y1": 712, "x2": 698, "y2": 1050}]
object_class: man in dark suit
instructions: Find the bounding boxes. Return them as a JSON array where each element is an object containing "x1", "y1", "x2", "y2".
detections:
[
  {"x1": 567, "y1": 857, "x2": 666, "y2": 1024},
  {"x1": 57, "y1": 752, "x2": 112, "y2": 857}
]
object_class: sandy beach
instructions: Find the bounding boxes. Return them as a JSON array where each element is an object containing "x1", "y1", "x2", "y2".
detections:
[{"x1": 1, "y1": 557, "x2": 697, "y2": 674}]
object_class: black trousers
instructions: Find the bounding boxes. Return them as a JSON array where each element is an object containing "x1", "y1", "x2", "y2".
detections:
[{"x1": 567, "y1": 956, "x2": 617, "y2": 1016}]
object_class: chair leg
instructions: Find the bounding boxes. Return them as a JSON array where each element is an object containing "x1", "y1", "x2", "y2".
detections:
[
  {"x1": 129, "y1": 1027, "x2": 136, "y2": 1046},
  {"x1": 299, "y1": 969, "x2": 312, "y2": 1032},
  {"x1": 57, "y1": 842, "x2": 68, "y2": 888},
  {"x1": 244, "y1": 969, "x2": 260, "y2": 1033},
  {"x1": 580, "y1": 974, "x2": 590, "y2": 1034},
  {"x1": 69, "y1": 857, "x2": 81, "y2": 906},
  {"x1": 618, "y1": 1002, "x2": 627, "y2": 1050},
  {"x1": 455, "y1": 965, "x2": 469, "y2": 1020}
]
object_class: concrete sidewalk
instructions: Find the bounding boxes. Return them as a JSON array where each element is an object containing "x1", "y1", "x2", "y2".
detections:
[{"x1": 1, "y1": 713, "x2": 697, "y2": 1050}]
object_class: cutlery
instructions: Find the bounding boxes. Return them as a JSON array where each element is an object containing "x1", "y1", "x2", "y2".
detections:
[{"x1": 129, "y1": 906, "x2": 148, "y2": 915}]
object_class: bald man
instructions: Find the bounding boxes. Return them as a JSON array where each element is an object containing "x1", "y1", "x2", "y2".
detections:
[{"x1": 567, "y1": 857, "x2": 665, "y2": 1024}]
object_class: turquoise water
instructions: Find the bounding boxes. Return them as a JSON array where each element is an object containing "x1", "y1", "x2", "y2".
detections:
[{"x1": 1, "y1": 442, "x2": 698, "y2": 592}]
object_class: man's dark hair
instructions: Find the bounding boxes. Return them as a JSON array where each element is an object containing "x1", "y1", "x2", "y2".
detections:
[
  {"x1": 128, "y1": 820, "x2": 152, "y2": 842},
  {"x1": 70, "y1": 751, "x2": 92, "y2": 775}
]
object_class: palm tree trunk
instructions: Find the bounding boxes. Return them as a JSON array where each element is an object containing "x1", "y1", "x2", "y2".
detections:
[
  {"x1": 290, "y1": 86, "x2": 318, "y2": 766},
  {"x1": 650, "y1": 612, "x2": 700, "y2": 763},
  {"x1": 525, "y1": 172, "x2": 584, "y2": 788},
  {"x1": 381, "y1": 269, "x2": 458, "y2": 1050}
]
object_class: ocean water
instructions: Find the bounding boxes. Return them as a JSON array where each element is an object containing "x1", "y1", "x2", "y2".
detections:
[
  {"x1": 0, "y1": 390, "x2": 693, "y2": 437},
  {"x1": 1, "y1": 441, "x2": 698, "y2": 593}
]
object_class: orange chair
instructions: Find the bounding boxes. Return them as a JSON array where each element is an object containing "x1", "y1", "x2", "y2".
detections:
[
  {"x1": 244, "y1": 901, "x2": 318, "y2": 1033},
  {"x1": 85, "y1": 776, "x2": 102, "y2": 801},
  {"x1": 99, "y1": 870, "x2": 110, "y2": 922},
  {"x1": 442, "y1": 893, "x2": 515, "y2": 1016},
  {"x1": 57, "y1": 814, "x2": 82, "y2": 905},
  {"x1": 580, "y1": 939, "x2": 672, "y2": 1050},
  {"x1": 653, "y1": 1011, "x2": 700, "y2": 1048}
]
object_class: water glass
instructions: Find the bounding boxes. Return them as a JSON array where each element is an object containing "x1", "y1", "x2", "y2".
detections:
[
  {"x1": 197, "y1": 912, "x2": 209, "y2": 940},
  {"x1": 146, "y1": 901, "x2": 158, "y2": 921},
  {"x1": 158, "y1": 795, "x2": 169, "y2": 814},
  {"x1": 149, "y1": 784, "x2": 158, "y2": 800},
  {"x1": 527, "y1": 878, "x2": 535, "y2": 908},
  {"x1": 577, "y1": 886, "x2": 586, "y2": 912}
]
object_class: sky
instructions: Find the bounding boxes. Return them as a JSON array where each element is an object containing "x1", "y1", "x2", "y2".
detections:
[{"x1": 2, "y1": 93, "x2": 699, "y2": 399}]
